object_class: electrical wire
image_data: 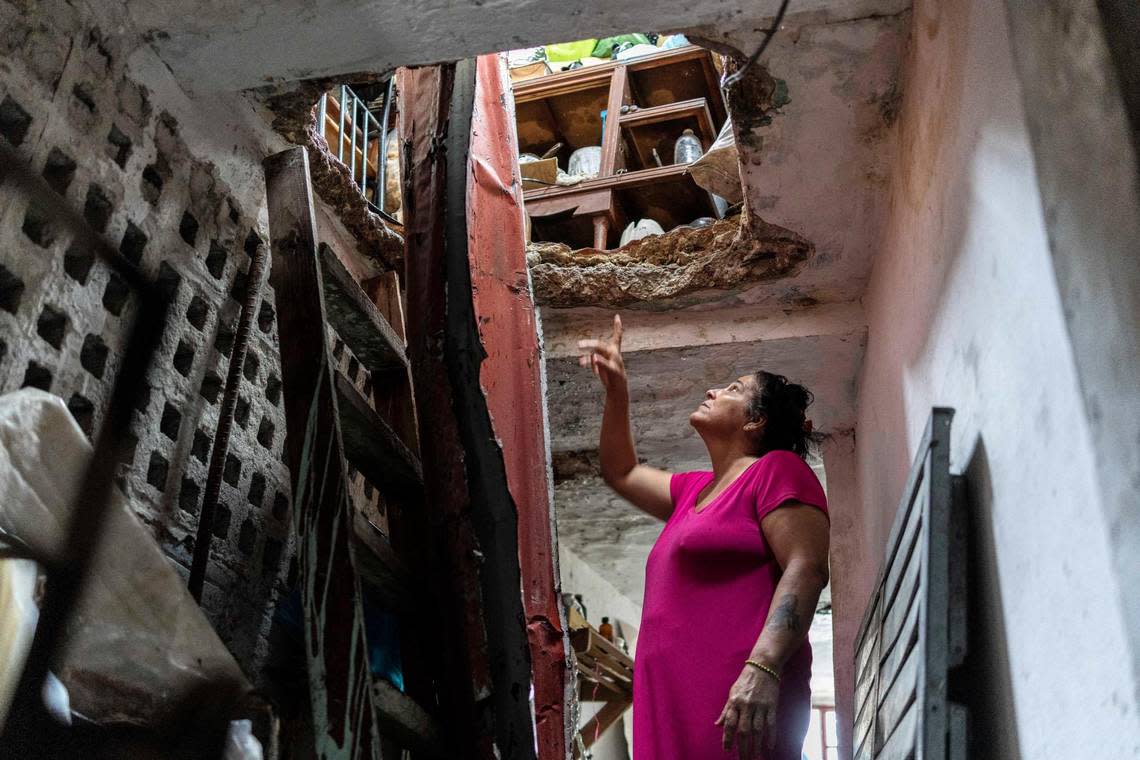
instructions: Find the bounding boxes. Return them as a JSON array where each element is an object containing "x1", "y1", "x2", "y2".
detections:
[{"x1": 722, "y1": 0, "x2": 792, "y2": 89}]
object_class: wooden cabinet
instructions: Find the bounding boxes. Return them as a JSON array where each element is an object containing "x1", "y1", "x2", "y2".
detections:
[{"x1": 513, "y1": 46, "x2": 730, "y2": 250}]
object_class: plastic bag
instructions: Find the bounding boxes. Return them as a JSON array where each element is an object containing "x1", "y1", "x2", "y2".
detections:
[
  {"x1": 0, "y1": 389, "x2": 251, "y2": 728},
  {"x1": 224, "y1": 719, "x2": 264, "y2": 760},
  {"x1": 688, "y1": 118, "x2": 742, "y2": 203},
  {"x1": 0, "y1": 558, "x2": 39, "y2": 724}
]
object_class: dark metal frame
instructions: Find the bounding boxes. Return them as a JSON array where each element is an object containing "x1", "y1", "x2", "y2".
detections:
[{"x1": 852, "y1": 408, "x2": 968, "y2": 760}]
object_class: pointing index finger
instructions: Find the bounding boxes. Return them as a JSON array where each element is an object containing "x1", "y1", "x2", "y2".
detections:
[{"x1": 613, "y1": 314, "x2": 623, "y2": 351}]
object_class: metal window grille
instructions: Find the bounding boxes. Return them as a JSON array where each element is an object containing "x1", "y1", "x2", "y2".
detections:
[{"x1": 852, "y1": 408, "x2": 968, "y2": 760}]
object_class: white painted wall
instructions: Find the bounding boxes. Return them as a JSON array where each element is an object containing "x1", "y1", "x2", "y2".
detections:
[{"x1": 833, "y1": 0, "x2": 1140, "y2": 757}]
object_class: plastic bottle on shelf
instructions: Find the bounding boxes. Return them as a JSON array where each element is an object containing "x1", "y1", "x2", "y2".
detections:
[
  {"x1": 599, "y1": 616, "x2": 614, "y2": 642},
  {"x1": 673, "y1": 128, "x2": 703, "y2": 164}
]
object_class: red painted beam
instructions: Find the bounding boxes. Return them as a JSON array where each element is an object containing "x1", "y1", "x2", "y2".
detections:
[
  {"x1": 398, "y1": 63, "x2": 497, "y2": 759},
  {"x1": 468, "y1": 54, "x2": 569, "y2": 759}
]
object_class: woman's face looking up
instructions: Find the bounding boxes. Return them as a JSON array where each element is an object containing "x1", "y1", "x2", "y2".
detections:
[{"x1": 690, "y1": 374, "x2": 763, "y2": 442}]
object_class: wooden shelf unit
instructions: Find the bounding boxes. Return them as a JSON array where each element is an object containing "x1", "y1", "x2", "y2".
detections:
[
  {"x1": 513, "y1": 45, "x2": 729, "y2": 250},
  {"x1": 570, "y1": 623, "x2": 634, "y2": 756}
]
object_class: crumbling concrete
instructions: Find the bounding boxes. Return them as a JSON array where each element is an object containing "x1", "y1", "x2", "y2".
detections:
[
  {"x1": 262, "y1": 78, "x2": 405, "y2": 275},
  {"x1": 527, "y1": 214, "x2": 812, "y2": 308}
]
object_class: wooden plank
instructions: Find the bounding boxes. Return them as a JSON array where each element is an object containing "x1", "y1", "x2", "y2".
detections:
[
  {"x1": 876, "y1": 627, "x2": 920, "y2": 748},
  {"x1": 572, "y1": 629, "x2": 634, "y2": 677},
  {"x1": 855, "y1": 596, "x2": 881, "y2": 682},
  {"x1": 513, "y1": 65, "x2": 615, "y2": 102},
  {"x1": 364, "y1": 271, "x2": 406, "y2": 342},
  {"x1": 575, "y1": 653, "x2": 632, "y2": 694},
  {"x1": 853, "y1": 686, "x2": 875, "y2": 755},
  {"x1": 948, "y1": 475, "x2": 969, "y2": 667},
  {"x1": 883, "y1": 487, "x2": 925, "y2": 612},
  {"x1": 525, "y1": 187, "x2": 615, "y2": 219},
  {"x1": 576, "y1": 700, "x2": 630, "y2": 755},
  {"x1": 576, "y1": 659, "x2": 631, "y2": 693},
  {"x1": 512, "y1": 46, "x2": 711, "y2": 102},
  {"x1": 600, "y1": 65, "x2": 627, "y2": 177},
  {"x1": 264, "y1": 146, "x2": 378, "y2": 759},
  {"x1": 917, "y1": 410, "x2": 955, "y2": 760},
  {"x1": 371, "y1": 678, "x2": 447, "y2": 757},
  {"x1": 854, "y1": 588, "x2": 881, "y2": 663},
  {"x1": 855, "y1": 648, "x2": 877, "y2": 719},
  {"x1": 362, "y1": 271, "x2": 421, "y2": 452},
  {"x1": 879, "y1": 589, "x2": 921, "y2": 694},
  {"x1": 571, "y1": 627, "x2": 631, "y2": 665},
  {"x1": 318, "y1": 242, "x2": 407, "y2": 373},
  {"x1": 619, "y1": 98, "x2": 716, "y2": 141},
  {"x1": 880, "y1": 532, "x2": 923, "y2": 658},
  {"x1": 351, "y1": 510, "x2": 412, "y2": 608},
  {"x1": 334, "y1": 368, "x2": 423, "y2": 493},
  {"x1": 397, "y1": 63, "x2": 489, "y2": 756},
  {"x1": 578, "y1": 676, "x2": 629, "y2": 703},
  {"x1": 698, "y1": 54, "x2": 727, "y2": 125},
  {"x1": 850, "y1": 409, "x2": 959, "y2": 760},
  {"x1": 523, "y1": 162, "x2": 696, "y2": 202},
  {"x1": 877, "y1": 700, "x2": 918, "y2": 760},
  {"x1": 575, "y1": 644, "x2": 632, "y2": 679},
  {"x1": 400, "y1": 60, "x2": 538, "y2": 758}
]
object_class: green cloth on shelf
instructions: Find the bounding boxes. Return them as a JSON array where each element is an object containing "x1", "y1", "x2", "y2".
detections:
[
  {"x1": 592, "y1": 34, "x2": 651, "y2": 58},
  {"x1": 545, "y1": 39, "x2": 599, "y2": 62}
]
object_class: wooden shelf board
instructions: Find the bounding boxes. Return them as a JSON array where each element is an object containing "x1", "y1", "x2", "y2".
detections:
[
  {"x1": 371, "y1": 677, "x2": 447, "y2": 757},
  {"x1": 352, "y1": 510, "x2": 412, "y2": 607},
  {"x1": 524, "y1": 163, "x2": 717, "y2": 244},
  {"x1": 334, "y1": 368, "x2": 423, "y2": 495},
  {"x1": 319, "y1": 243, "x2": 408, "y2": 374},
  {"x1": 524, "y1": 162, "x2": 690, "y2": 201},
  {"x1": 512, "y1": 45, "x2": 712, "y2": 102},
  {"x1": 571, "y1": 626, "x2": 634, "y2": 702}
]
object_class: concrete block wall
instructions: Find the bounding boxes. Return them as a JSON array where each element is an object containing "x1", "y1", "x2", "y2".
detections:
[{"x1": 0, "y1": 1, "x2": 294, "y2": 673}]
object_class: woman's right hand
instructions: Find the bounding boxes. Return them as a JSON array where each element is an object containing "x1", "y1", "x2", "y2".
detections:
[{"x1": 577, "y1": 314, "x2": 627, "y2": 395}]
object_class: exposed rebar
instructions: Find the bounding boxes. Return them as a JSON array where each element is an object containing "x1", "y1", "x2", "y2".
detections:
[{"x1": 188, "y1": 241, "x2": 270, "y2": 602}]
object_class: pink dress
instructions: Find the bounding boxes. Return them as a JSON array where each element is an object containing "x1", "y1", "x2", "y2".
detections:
[{"x1": 632, "y1": 450, "x2": 828, "y2": 760}]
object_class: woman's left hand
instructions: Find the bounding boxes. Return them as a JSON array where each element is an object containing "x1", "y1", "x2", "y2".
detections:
[{"x1": 715, "y1": 664, "x2": 780, "y2": 759}]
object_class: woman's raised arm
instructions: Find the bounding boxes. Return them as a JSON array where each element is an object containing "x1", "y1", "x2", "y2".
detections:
[{"x1": 578, "y1": 315, "x2": 674, "y2": 521}]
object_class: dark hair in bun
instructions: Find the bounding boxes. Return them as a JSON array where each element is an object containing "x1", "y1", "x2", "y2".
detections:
[{"x1": 747, "y1": 371, "x2": 820, "y2": 459}]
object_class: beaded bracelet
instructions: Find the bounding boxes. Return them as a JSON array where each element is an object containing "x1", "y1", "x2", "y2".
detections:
[{"x1": 745, "y1": 659, "x2": 781, "y2": 682}]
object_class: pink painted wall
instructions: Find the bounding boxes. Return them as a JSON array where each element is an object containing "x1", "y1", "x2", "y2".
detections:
[{"x1": 832, "y1": 0, "x2": 1140, "y2": 757}]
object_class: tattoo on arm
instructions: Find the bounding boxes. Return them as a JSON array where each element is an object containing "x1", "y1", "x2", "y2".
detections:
[{"x1": 766, "y1": 593, "x2": 803, "y2": 634}]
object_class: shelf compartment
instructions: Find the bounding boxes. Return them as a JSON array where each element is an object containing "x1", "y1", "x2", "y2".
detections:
[
  {"x1": 618, "y1": 97, "x2": 717, "y2": 171},
  {"x1": 524, "y1": 164, "x2": 718, "y2": 248}
]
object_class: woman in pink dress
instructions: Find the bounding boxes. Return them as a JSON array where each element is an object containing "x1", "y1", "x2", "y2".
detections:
[{"x1": 578, "y1": 316, "x2": 830, "y2": 760}]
